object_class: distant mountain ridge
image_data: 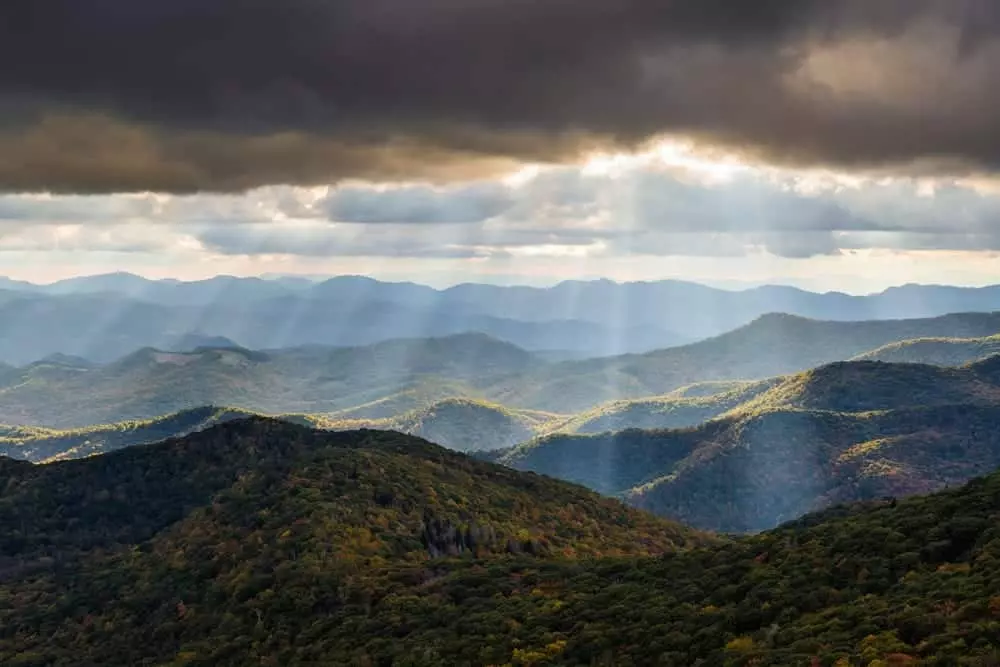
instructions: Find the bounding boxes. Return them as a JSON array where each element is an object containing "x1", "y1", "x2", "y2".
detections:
[
  {"x1": 5, "y1": 310, "x2": 1000, "y2": 428},
  {"x1": 0, "y1": 333, "x2": 538, "y2": 428},
  {"x1": 8, "y1": 273, "x2": 1000, "y2": 364},
  {"x1": 496, "y1": 311, "x2": 1000, "y2": 413}
]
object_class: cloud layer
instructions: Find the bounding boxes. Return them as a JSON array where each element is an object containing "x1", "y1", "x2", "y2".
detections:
[
  {"x1": 4, "y1": 160, "x2": 1000, "y2": 260},
  {"x1": 4, "y1": 1, "x2": 1000, "y2": 192}
]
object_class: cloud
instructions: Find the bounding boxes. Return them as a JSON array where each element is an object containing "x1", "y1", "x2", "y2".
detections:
[
  {"x1": 5, "y1": 156, "x2": 1000, "y2": 259},
  {"x1": 0, "y1": 223, "x2": 186, "y2": 253},
  {"x1": 324, "y1": 182, "x2": 514, "y2": 224},
  {"x1": 196, "y1": 223, "x2": 501, "y2": 259},
  {"x1": 3, "y1": 1, "x2": 1000, "y2": 192}
]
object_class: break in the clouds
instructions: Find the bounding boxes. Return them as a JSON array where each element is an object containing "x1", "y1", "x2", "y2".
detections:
[
  {"x1": 6, "y1": 159, "x2": 1000, "y2": 260},
  {"x1": 4, "y1": 0, "x2": 1000, "y2": 192}
]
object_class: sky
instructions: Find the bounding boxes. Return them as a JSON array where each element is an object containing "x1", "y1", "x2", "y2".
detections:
[{"x1": 3, "y1": 1, "x2": 1000, "y2": 293}]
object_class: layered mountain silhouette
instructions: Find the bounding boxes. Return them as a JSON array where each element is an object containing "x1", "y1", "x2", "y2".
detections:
[
  {"x1": 6, "y1": 311, "x2": 1000, "y2": 428},
  {"x1": 9, "y1": 273, "x2": 1000, "y2": 364},
  {"x1": 11, "y1": 351, "x2": 1000, "y2": 538}
]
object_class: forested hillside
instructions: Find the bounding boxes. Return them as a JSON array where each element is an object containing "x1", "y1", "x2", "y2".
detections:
[
  {"x1": 856, "y1": 334, "x2": 1000, "y2": 366},
  {"x1": 500, "y1": 359, "x2": 1000, "y2": 532},
  {"x1": 326, "y1": 398, "x2": 558, "y2": 452},
  {"x1": 498, "y1": 312, "x2": 1000, "y2": 413},
  {"x1": 0, "y1": 406, "x2": 258, "y2": 462},
  {"x1": 1, "y1": 418, "x2": 999, "y2": 665}
]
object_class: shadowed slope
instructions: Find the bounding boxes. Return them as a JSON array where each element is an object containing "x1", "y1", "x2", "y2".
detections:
[
  {"x1": 499, "y1": 359, "x2": 1000, "y2": 532},
  {"x1": 496, "y1": 311, "x2": 1000, "y2": 413}
]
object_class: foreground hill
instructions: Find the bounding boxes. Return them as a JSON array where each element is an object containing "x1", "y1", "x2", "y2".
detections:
[
  {"x1": 0, "y1": 419, "x2": 707, "y2": 665},
  {"x1": 498, "y1": 358, "x2": 1000, "y2": 532},
  {"x1": 2, "y1": 420, "x2": 999, "y2": 664}
]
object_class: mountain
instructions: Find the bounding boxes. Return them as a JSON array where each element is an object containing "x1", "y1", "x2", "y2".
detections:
[
  {"x1": 0, "y1": 418, "x2": 708, "y2": 665},
  {"x1": 2, "y1": 419, "x2": 999, "y2": 664},
  {"x1": 855, "y1": 334, "x2": 1000, "y2": 366},
  {"x1": 15, "y1": 272, "x2": 1000, "y2": 324},
  {"x1": 731, "y1": 359, "x2": 1000, "y2": 414},
  {"x1": 0, "y1": 289, "x2": 683, "y2": 365},
  {"x1": 555, "y1": 378, "x2": 779, "y2": 434},
  {"x1": 0, "y1": 406, "x2": 259, "y2": 463},
  {"x1": 0, "y1": 334, "x2": 537, "y2": 427},
  {"x1": 163, "y1": 333, "x2": 243, "y2": 352},
  {"x1": 628, "y1": 403, "x2": 1000, "y2": 532},
  {"x1": 36, "y1": 272, "x2": 304, "y2": 306},
  {"x1": 327, "y1": 398, "x2": 560, "y2": 452},
  {"x1": 498, "y1": 358, "x2": 1000, "y2": 532},
  {"x1": 12, "y1": 273, "x2": 1000, "y2": 364},
  {"x1": 7, "y1": 309, "x2": 1000, "y2": 429},
  {"x1": 0, "y1": 398, "x2": 558, "y2": 462},
  {"x1": 497, "y1": 311, "x2": 1000, "y2": 413}
]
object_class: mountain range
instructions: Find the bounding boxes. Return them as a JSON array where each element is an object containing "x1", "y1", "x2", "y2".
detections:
[
  {"x1": 497, "y1": 356, "x2": 1000, "y2": 532},
  {"x1": 6, "y1": 310, "x2": 1000, "y2": 428},
  {"x1": 1, "y1": 417, "x2": 998, "y2": 665},
  {"x1": 10, "y1": 350, "x2": 1000, "y2": 539},
  {"x1": 9, "y1": 272, "x2": 1000, "y2": 365}
]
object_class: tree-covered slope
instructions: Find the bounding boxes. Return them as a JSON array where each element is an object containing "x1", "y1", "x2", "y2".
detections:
[
  {"x1": 855, "y1": 334, "x2": 1000, "y2": 366},
  {"x1": 0, "y1": 419, "x2": 708, "y2": 665},
  {"x1": 495, "y1": 311, "x2": 1000, "y2": 413},
  {"x1": 327, "y1": 397, "x2": 558, "y2": 452},
  {"x1": 0, "y1": 406, "x2": 258, "y2": 462},
  {"x1": 557, "y1": 379, "x2": 778, "y2": 434},
  {"x1": 3, "y1": 419, "x2": 1000, "y2": 664},
  {"x1": 628, "y1": 404, "x2": 1000, "y2": 532},
  {"x1": 500, "y1": 359, "x2": 1000, "y2": 532},
  {"x1": 728, "y1": 360, "x2": 1000, "y2": 415}
]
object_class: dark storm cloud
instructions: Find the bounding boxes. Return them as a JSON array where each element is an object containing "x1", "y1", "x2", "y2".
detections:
[{"x1": 2, "y1": 0, "x2": 1000, "y2": 192}]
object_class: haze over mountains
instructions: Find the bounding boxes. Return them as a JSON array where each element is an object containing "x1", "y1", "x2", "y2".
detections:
[
  {"x1": 8, "y1": 273, "x2": 1000, "y2": 540},
  {"x1": 10, "y1": 273, "x2": 1000, "y2": 365},
  {"x1": 8, "y1": 308, "x2": 1000, "y2": 538},
  {"x1": 6, "y1": 307, "x2": 1000, "y2": 430}
]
